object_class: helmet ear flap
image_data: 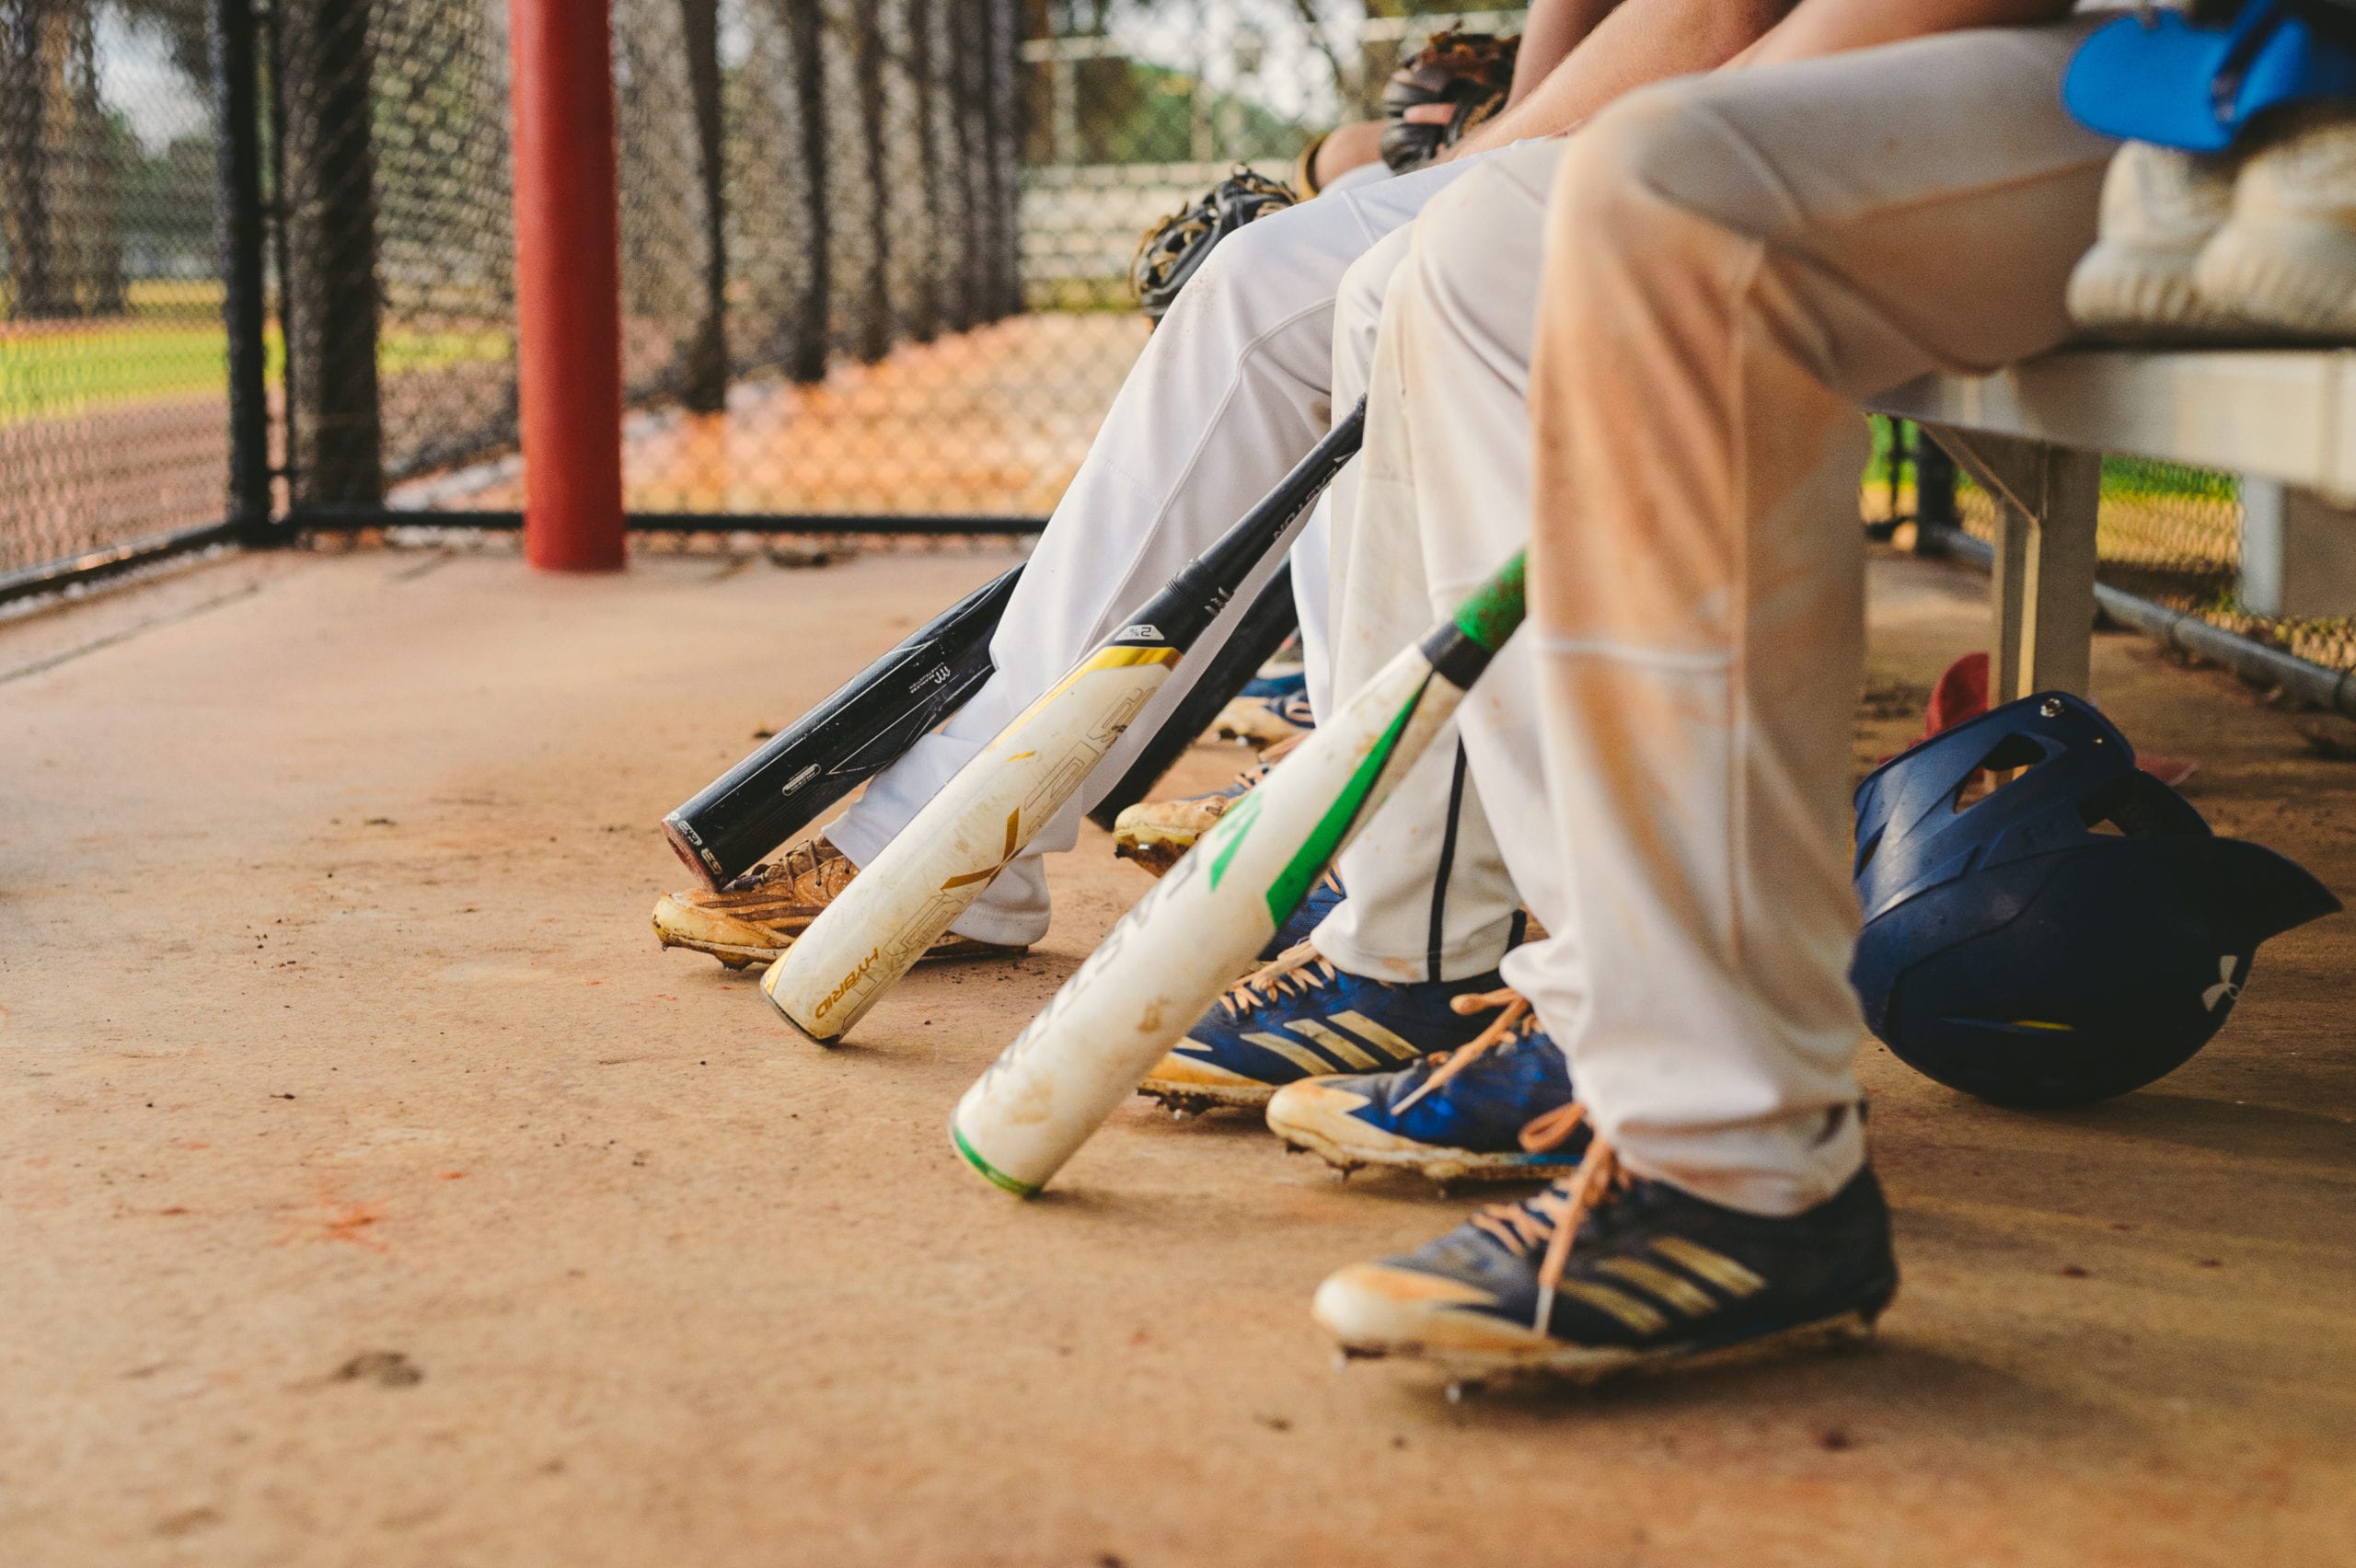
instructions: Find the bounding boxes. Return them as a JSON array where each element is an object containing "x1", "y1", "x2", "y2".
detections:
[{"x1": 2191, "y1": 838, "x2": 2343, "y2": 944}]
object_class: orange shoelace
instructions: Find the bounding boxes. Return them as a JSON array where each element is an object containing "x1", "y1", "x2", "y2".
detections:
[
  {"x1": 1391, "y1": 987, "x2": 1588, "y2": 1157},
  {"x1": 1469, "y1": 1134, "x2": 1625, "y2": 1332},
  {"x1": 1214, "y1": 941, "x2": 1338, "y2": 1020}
]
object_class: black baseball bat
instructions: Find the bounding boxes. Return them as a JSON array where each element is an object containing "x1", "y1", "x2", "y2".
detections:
[
  {"x1": 662, "y1": 565, "x2": 1022, "y2": 888},
  {"x1": 1084, "y1": 561, "x2": 1299, "y2": 830}
]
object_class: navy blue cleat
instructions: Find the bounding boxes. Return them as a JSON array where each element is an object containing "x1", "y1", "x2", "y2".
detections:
[
  {"x1": 1237, "y1": 667, "x2": 1308, "y2": 703},
  {"x1": 1138, "y1": 946, "x2": 1512, "y2": 1113},
  {"x1": 1265, "y1": 990, "x2": 1588, "y2": 1187},
  {"x1": 1313, "y1": 1134, "x2": 1898, "y2": 1391}
]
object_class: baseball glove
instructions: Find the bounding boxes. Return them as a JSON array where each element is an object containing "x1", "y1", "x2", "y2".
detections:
[
  {"x1": 1129, "y1": 167, "x2": 1299, "y2": 325},
  {"x1": 1380, "y1": 29, "x2": 1519, "y2": 173}
]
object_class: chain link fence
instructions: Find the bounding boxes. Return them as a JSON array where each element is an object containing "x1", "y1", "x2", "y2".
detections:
[
  {"x1": 6, "y1": 0, "x2": 2355, "y2": 690},
  {"x1": 0, "y1": 0, "x2": 225, "y2": 576},
  {"x1": 388, "y1": 0, "x2": 1038, "y2": 521},
  {"x1": 1946, "y1": 454, "x2": 2356, "y2": 676},
  {"x1": 0, "y1": 3, "x2": 1558, "y2": 574}
]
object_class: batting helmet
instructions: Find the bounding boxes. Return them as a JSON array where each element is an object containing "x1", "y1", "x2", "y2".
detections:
[{"x1": 1851, "y1": 691, "x2": 2339, "y2": 1107}]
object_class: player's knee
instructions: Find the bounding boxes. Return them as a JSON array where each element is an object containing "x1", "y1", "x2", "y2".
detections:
[
  {"x1": 1553, "y1": 81, "x2": 1763, "y2": 258},
  {"x1": 1165, "y1": 202, "x2": 1330, "y2": 336},
  {"x1": 1393, "y1": 162, "x2": 1543, "y2": 346}
]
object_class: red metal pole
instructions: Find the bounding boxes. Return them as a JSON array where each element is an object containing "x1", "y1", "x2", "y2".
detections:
[{"x1": 508, "y1": 0, "x2": 626, "y2": 571}]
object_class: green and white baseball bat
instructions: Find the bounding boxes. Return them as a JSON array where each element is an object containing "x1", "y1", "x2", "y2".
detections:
[
  {"x1": 761, "y1": 406, "x2": 1367, "y2": 1043},
  {"x1": 951, "y1": 551, "x2": 1528, "y2": 1196}
]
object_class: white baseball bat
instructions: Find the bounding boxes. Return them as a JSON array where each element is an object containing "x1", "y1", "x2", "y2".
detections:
[
  {"x1": 951, "y1": 551, "x2": 1528, "y2": 1196},
  {"x1": 761, "y1": 405, "x2": 1367, "y2": 1043}
]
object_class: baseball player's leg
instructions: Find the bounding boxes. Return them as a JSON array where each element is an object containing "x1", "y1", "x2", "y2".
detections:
[
  {"x1": 823, "y1": 156, "x2": 1492, "y2": 949},
  {"x1": 1312, "y1": 143, "x2": 1568, "y2": 986},
  {"x1": 1316, "y1": 24, "x2": 2112, "y2": 1376},
  {"x1": 1138, "y1": 147, "x2": 1569, "y2": 1113},
  {"x1": 1264, "y1": 144, "x2": 1595, "y2": 1179},
  {"x1": 1512, "y1": 26, "x2": 2110, "y2": 1212},
  {"x1": 1264, "y1": 142, "x2": 1584, "y2": 1173}
]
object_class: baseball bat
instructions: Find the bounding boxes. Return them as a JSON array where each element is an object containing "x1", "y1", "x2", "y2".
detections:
[
  {"x1": 760, "y1": 402, "x2": 1367, "y2": 1043},
  {"x1": 662, "y1": 565, "x2": 1022, "y2": 890},
  {"x1": 951, "y1": 550, "x2": 1527, "y2": 1197},
  {"x1": 1084, "y1": 560, "x2": 1299, "y2": 831}
]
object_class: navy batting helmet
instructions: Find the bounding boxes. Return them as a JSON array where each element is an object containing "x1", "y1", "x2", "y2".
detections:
[{"x1": 1851, "y1": 692, "x2": 2339, "y2": 1107}]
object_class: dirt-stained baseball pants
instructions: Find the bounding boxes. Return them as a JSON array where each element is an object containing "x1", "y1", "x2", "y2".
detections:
[{"x1": 1331, "y1": 21, "x2": 2110, "y2": 1213}]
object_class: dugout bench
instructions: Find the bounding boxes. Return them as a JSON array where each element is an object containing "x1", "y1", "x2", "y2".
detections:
[{"x1": 1870, "y1": 349, "x2": 2356, "y2": 715}]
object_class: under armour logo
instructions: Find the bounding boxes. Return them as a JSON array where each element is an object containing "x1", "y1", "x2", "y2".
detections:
[{"x1": 2201, "y1": 955, "x2": 2242, "y2": 1013}]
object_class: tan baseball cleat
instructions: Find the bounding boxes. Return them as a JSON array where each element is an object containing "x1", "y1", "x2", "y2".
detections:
[
  {"x1": 1111, "y1": 733, "x2": 1300, "y2": 877},
  {"x1": 653, "y1": 836, "x2": 1026, "y2": 969},
  {"x1": 1212, "y1": 687, "x2": 1314, "y2": 749}
]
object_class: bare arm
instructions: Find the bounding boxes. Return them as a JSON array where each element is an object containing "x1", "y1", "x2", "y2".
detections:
[
  {"x1": 1445, "y1": 0, "x2": 1795, "y2": 159},
  {"x1": 1507, "y1": 0, "x2": 1625, "y2": 103},
  {"x1": 1739, "y1": 0, "x2": 2075, "y2": 67}
]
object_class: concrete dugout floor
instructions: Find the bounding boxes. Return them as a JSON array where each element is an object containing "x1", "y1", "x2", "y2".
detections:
[{"x1": 2, "y1": 544, "x2": 2351, "y2": 1566}]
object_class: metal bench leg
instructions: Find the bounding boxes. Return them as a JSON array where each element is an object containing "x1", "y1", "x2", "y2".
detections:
[
  {"x1": 2014, "y1": 448, "x2": 2101, "y2": 699},
  {"x1": 1921, "y1": 426, "x2": 2101, "y2": 699}
]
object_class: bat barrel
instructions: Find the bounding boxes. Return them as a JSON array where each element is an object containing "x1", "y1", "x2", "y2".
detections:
[
  {"x1": 951, "y1": 645, "x2": 1469, "y2": 1194},
  {"x1": 950, "y1": 548, "x2": 1527, "y2": 1196},
  {"x1": 659, "y1": 565, "x2": 1021, "y2": 891},
  {"x1": 760, "y1": 645, "x2": 1182, "y2": 1041},
  {"x1": 662, "y1": 813, "x2": 721, "y2": 887}
]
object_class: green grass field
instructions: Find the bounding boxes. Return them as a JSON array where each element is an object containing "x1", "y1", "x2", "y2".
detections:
[{"x1": 0, "y1": 283, "x2": 511, "y2": 426}]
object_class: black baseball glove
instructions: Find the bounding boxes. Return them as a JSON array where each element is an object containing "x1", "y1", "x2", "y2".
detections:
[
  {"x1": 1129, "y1": 167, "x2": 1299, "y2": 326},
  {"x1": 1380, "y1": 29, "x2": 1519, "y2": 173}
]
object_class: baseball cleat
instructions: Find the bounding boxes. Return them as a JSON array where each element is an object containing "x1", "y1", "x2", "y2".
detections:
[
  {"x1": 1313, "y1": 1139, "x2": 1898, "y2": 1389},
  {"x1": 2193, "y1": 105, "x2": 2356, "y2": 340},
  {"x1": 2067, "y1": 140, "x2": 2249, "y2": 339},
  {"x1": 1213, "y1": 686, "x2": 1315, "y2": 749},
  {"x1": 1259, "y1": 870, "x2": 1345, "y2": 964},
  {"x1": 653, "y1": 836, "x2": 1026, "y2": 969},
  {"x1": 1138, "y1": 944, "x2": 1510, "y2": 1114},
  {"x1": 1238, "y1": 666, "x2": 1308, "y2": 702},
  {"x1": 1265, "y1": 988, "x2": 1588, "y2": 1187},
  {"x1": 1111, "y1": 734, "x2": 1299, "y2": 877}
]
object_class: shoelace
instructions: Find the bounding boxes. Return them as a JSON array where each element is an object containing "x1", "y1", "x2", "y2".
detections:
[
  {"x1": 1390, "y1": 987, "x2": 1530, "y2": 1112},
  {"x1": 1298, "y1": 868, "x2": 1343, "y2": 905},
  {"x1": 1245, "y1": 730, "x2": 1307, "y2": 778},
  {"x1": 1215, "y1": 941, "x2": 1338, "y2": 1020},
  {"x1": 1469, "y1": 1134, "x2": 1624, "y2": 1332},
  {"x1": 1390, "y1": 989, "x2": 1588, "y2": 1159},
  {"x1": 723, "y1": 836, "x2": 839, "y2": 894}
]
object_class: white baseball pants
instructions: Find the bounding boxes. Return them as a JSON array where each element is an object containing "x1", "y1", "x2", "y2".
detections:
[
  {"x1": 823, "y1": 154, "x2": 1508, "y2": 952},
  {"x1": 1347, "y1": 23, "x2": 2110, "y2": 1214}
]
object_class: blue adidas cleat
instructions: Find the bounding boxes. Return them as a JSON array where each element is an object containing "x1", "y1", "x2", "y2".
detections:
[
  {"x1": 1138, "y1": 946, "x2": 1511, "y2": 1113},
  {"x1": 1313, "y1": 1135, "x2": 1898, "y2": 1392},
  {"x1": 1237, "y1": 668, "x2": 1308, "y2": 703},
  {"x1": 1265, "y1": 990, "x2": 1588, "y2": 1187},
  {"x1": 1260, "y1": 870, "x2": 1345, "y2": 963}
]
